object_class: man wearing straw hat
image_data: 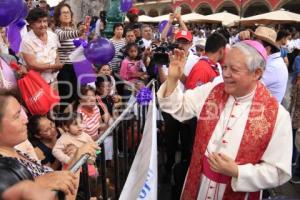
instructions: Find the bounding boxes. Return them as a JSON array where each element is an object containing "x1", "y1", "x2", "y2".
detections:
[
  {"x1": 157, "y1": 40, "x2": 292, "y2": 200},
  {"x1": 239, "y1": 26, "x2": 288, "y2": 103}
]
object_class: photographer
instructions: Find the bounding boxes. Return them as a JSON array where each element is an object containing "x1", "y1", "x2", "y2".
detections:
[
  {"x1": 157, "y1": 30, "x2": 199, "y2": 84},
  {"x1": 154, "y1": 31, "x2": 198, "y2": 197}
]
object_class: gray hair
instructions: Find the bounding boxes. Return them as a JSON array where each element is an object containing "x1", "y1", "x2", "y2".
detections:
[{"x1": 232, "y1": 42, "x2": 266, "y2": 72}]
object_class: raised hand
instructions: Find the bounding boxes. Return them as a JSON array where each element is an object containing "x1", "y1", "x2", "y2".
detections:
[
  {"x1": 168, "y1": 48, "x2": 186, "y2": 82},
  {"x1": 163, "y1": 49, "x2": 186, "y2": 97},
  {"x1": 239, "y1": 30, "x2": 251, "y2": 40}
]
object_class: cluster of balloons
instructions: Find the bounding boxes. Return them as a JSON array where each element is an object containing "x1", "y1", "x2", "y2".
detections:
[
  {"x1": 84, "y1": 38, "x2": 115, "y2": 65},
  {"x1": 0, "y1": 0, "x2": 28, "y2": 27}
]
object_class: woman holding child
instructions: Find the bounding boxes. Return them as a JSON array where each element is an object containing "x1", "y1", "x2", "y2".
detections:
[{"x1": 0, "y1": 91, "x2": 98, "y2": 199}]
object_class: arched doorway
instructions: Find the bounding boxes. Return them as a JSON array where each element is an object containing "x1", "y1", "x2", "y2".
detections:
[
  {"x1": 279, "y1": 0, "x2": 300, "y2": 14},
  {"x1": 161, "y1": 6, "x2": 173, "y2": 15},
  {"x1": 180, "y1": 4, "x2": 192, "y2": 15},
  {"x1": 243, "y1": 0, "x2": 271, "y2": 17},
  {"x1": 148, "y1": 8, "x2": 159, "y2": 17},
  {"x1": 195, "y1": 3, "x2": 213, "y2": 15},
  {"x1": 216, "y1": 0, "x2": 239, "y2": 15}
]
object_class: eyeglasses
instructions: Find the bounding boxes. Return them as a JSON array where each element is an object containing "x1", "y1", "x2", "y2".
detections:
[{"x1": 61, "y1": 11, "x2": 71, "y2": 15}]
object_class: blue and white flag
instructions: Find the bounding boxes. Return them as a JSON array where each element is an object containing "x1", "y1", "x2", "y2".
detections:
[{"x1": 119, "y1": 88, "x2": 157, "y2": 200}]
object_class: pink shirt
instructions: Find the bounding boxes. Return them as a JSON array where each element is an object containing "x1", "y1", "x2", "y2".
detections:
[
  {"x1": 120, "y1": 57, "x2": 145, "y2": 83},
  {"x1": 52, "y1": 132, "x2": 94, "y2": 164},
  {"x1": 77, "y1": 106, "x2": 101, "y2": 141}
]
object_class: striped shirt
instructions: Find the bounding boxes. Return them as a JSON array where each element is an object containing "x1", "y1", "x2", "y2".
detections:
[
  {"x1": 77, "y1": 106, "x2": 101, "y2": 141},
  {"x1": 109, "y1": 38, "x2": 126, "y2": 73},
  {"x1": 55, "y1": 27, "x2": 80, "y2": 64}
]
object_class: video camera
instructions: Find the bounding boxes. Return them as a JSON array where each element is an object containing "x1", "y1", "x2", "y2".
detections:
[{"x1": 152, "y1": 42, "x2": 179, "y2": 65}]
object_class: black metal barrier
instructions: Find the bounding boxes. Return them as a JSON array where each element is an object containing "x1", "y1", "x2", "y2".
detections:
[{"x1": 69, "y1": 80, "x2": 155, "y2": 199}]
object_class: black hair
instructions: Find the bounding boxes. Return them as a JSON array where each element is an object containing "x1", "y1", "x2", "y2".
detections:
[
  {"x1": 141, "y1": 24, "x2": 152, "y2": 30},
  {"x1": 126, "y1": 13, "x2": 138, "y2": 23},
  {"x1": 261, "y1": 40, "x2": 279, "y2": 54},
  {"x1": 79, "y1": 85, "x2": 96, "y2": 98},
  {"x1": 27, "y1": 115, "x2": 48, "y2": 146},
  {"x1": 95, "y1": 75, "x2": 112, "y2": 89},
  {"x1": 276, "y1": 29, "x2": 291, "y2": 41},
  {"x1": 99, "y1": 11, "x2": 106, "y2": 19},
  {"x1": 113, "y1": 23, "x2": 124, "y2": 32},
  {"x1": 205, "y1": 33, "x2": 227, "y2": 53},
  {"x1": 71, "y1": 85, "x2": 96, "y2": 111},
  {"x1": 132, "y1": 23, "x2": 142, "y2": 30},
  {"x1": 26, "y1": 7, "x2": 48, "y2": 24},
  {"x1": 195, "y1": 45, "x2": 205, "y2": 52},
  {"x1": 125, "y1": 28, "x2": 135, "y2": 36},
  {"x1": 124, "y1": 42, "x2": 141, "y2": 60},
  {"x1": 58, "y1": 112, "x2": 82, "y2": 128},
  {"x1": 53, "y1": 2, "x2": 74, "y2": 27},
  {"x1": 97, "y1": 64, "x2": 112, "y2": 71},
  {"x1": 215, "y1": 28, "x2": 230, "y2": 44}
]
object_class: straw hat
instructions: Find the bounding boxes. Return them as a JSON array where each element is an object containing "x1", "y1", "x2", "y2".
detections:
[{"x1": 253, "y1": 26, "x2": 279, "y2": 50}]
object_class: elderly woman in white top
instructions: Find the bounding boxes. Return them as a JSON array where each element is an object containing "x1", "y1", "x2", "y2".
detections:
[{"x1": 20, "y1": 8, "x2": 63, "y2": 84}]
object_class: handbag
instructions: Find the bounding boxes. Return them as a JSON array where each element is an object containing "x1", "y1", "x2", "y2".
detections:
[{"x1": 16, "y1": 67, "x2": 60, "y2": 115}]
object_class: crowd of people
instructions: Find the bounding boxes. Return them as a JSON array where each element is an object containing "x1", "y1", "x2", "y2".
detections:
[{"x1": 1, "y1": 0, "x2": 300, "y2": 199}]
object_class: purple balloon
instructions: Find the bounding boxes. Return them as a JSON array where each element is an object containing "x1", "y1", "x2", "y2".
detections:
[
  {"x1": 84, "y1": 38, "x2": 116, "y2": 65},
  {"x1": 18, "y1": 1, "x2": 28, "y2": 19},
  {"x1": 0, "y1": 0, "x2": 24, "y2": 27},
  {"x1": 121, "y1": 0, "x2": 133, "y2": 12},
  {"x1": 158, "y1": 20, "x2": 172, "y2": 36}
]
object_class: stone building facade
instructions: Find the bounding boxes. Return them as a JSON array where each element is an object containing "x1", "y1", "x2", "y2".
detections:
[{"x1": 133, "y1": 0, "x2": 300, "y2": 17}]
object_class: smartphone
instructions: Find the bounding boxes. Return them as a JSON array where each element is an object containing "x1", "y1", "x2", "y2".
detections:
[{"x1": 175, "y1": 6, "x2": 181, "y2": 15}]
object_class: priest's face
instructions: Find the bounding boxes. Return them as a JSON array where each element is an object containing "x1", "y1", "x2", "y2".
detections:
[{"x1": 223, "y1": 48, "x2": 261, "y2": 97}]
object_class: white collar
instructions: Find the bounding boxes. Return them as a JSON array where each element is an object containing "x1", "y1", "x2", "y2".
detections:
[{"x1": 233, "y1": 85, "x2": 257, "y2": 103}]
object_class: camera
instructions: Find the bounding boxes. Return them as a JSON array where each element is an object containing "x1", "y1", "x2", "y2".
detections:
[{"x1": 152, "y1": 42, "x2": 179, "y2": 65}]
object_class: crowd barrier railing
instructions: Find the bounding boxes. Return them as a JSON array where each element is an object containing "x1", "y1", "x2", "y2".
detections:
[{"x1": 68, "y1": 79, "x2": 156, "y2": 200}]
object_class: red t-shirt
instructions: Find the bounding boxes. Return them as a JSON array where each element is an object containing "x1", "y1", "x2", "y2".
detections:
[{"x1": 185, "y1": 58, "x2": 219, "y2": 90}]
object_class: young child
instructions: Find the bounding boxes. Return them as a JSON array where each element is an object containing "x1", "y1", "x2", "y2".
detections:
[
  {"x1": 52, "y1": 112, "x2": 99, "y2": 199},
  {"x1": 76, "y1": 85, "x2": 108, "y2": 141},
  {"x1": 94, "y1": 75, "x2": 115, "y2": 167},
  {"x1": 120, "y1": 42, "x2": 148, "y2": 86},
  {"x1": 52, "y1": 112, "x2": 98, "y2": 176},
  {"x1": 96, "y1": 64, "x2": 117, "y2": 95}
]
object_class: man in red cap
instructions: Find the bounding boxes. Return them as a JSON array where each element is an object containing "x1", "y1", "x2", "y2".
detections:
[
  {"x1": 175, "y1": 30, "x2": 200, "y2": 79},
  {"x1": 157, "y1": 30, "x2": 199, "y2": 198}
]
